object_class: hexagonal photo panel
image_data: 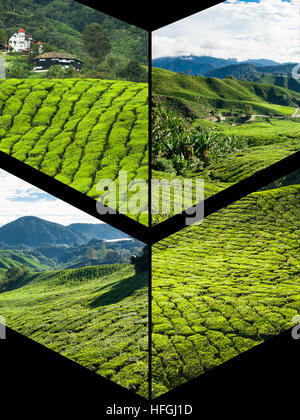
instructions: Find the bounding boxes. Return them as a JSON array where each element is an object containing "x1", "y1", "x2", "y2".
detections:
[
  {"x1": 0, "y1": 169, "x2": 148, "y2": 398},
  {"x1": 152, "y1": 167, "x2": 300, "y2": 397},
  {"x1": 151, "y1": 0, "x2": 300, "y2": 225},
  {"x1": 0, "y1": 0, "x2": 149, "y2": 225}
]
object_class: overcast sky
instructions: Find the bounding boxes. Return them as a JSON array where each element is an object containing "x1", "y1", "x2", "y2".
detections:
[
  {"x1": 0, "y1": 169, "x2": 104, "y2": 227},
  {"x1": 152, "y1": 0, "x2": 300, "y2": 63}
]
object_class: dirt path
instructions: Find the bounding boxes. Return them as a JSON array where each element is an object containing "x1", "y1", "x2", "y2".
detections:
[
  {"x1": 0, "y1": 54, "x2": 6, "y2": 79},
  {"x1": 292, "y1": 107, "x2": 300, "y2": 117}
]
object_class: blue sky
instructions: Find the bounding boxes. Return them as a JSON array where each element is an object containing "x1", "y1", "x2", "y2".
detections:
[
  {"x1": 153, "y1": 0, "x2": 300, "y2": 62},
  {"x1": 0, "y1": 169, "x2": 104, "y2": 227}
]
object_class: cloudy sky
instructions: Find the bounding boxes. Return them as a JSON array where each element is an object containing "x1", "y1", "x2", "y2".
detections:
[
  {"x1": 152, "y1": 0, "x2": 300, "y2": 63},
  {"x1": 0, "y1": 169, "x2": 104, "y2": 227}
]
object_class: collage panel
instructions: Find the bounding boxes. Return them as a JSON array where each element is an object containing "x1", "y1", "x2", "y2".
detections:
[
  {"x1": 0, "y1": 169, "x2": 148, "y2": 398},
  {"x1": 0, "y1": 0, "x2": 149, "y2": 225},
  {"x1": 151, "y1": 0, "x2": 300, "y2": 224},
  {"x1": 152, "y1": 169, "x2": 300, "y2": 397}
]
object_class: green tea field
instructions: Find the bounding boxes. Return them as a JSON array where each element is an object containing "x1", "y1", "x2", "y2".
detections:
[
  {"x1": 152, "y1": 184, "x2": 300, "y2": 397},
  {"x1": 0, "y1": 263, "x2": 148, "y2": 397},
  {"x1": 0, "y1": 78, "x2": 148, "y2": 224}
]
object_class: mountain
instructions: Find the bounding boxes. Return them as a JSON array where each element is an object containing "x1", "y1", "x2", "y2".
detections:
[
  {"x1": 204, "y1": 63, "x2": 296, "y2": 80},
  {"x1": 68, "y1": 223, "x2": 129, "y2": 241},
  {"x1": 242, "y1": 58, "x2": 281, "y2": 67},
  {"x1": 0, "y1": 216, "x2": 86, "y2": 246},
  {"x1": 152, "y1": 56, "x2": 283, "y2": 76},
  {"x1": 152, "y1": 56, "x2": 233, "y2": 75}
]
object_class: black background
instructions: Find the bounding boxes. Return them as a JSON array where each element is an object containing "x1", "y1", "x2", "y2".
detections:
[{"x1": 1, "y1": 0, "x2": 300, "y2": 417}]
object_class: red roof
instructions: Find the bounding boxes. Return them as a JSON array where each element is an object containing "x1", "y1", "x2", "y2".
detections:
[
  {"x1": 18, "y1": 28, "x2": 26, "y2": 33},
  {"x1": 36, "y1": 41, "x2": 44, "y2": 45}
]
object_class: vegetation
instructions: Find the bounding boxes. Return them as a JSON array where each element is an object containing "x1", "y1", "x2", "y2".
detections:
[
  {"x1": 0, "y1": 78, "x2": 148, "y2": 224},
  {"x1": 82, "y1": 23, "x2": 111, "y2": 68},
  {"x1": 152, "y1": 100, "x2": 245, "y2": 176},
  {"x1": 0, "y1": 0, "x2": 147, "y2": 81},
  {"x1": 130, "y1": 246, "x2": 148, "y2": 273},
  {"x1": 152, "y1": 67, "x2": 300, "y2": 224},
  {"x1": 152, "y1": 182, "x2": 300, "y2": 397},
  {"x1": 0, "y1": 263, "x2": 148, "y2": 397}
]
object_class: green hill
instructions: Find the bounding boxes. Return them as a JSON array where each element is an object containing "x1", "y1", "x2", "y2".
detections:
[
  {"x1": 0, "y1": 248, "x2": 54, "y2": 281},
  {"x1": 152, "y1": 67, "x2": 300, "y2": 118},
  {"x1": 0, "y1": 78, "x2": 148, "y2": 224},
  {"x1": 152, "y1": 183, "x2": 300, "y2": 397},
  {"x1": 0, "y1": 263, "x2": 148, "y2": 397}
]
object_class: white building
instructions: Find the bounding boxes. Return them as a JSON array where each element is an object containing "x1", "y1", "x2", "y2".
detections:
[{"x1": 8, "y1": 28, "x2": 33, "y2": 53}]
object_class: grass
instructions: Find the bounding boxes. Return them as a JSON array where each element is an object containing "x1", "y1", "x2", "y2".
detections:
[
  {"x1": 0, "y1": 263, "x2": 148, "y2": 397},
  {"x1": 152, "y1": 184, "x2": 300, "y2": 397},
  {"x1": 0, "y1": 78, "x2": 148, "y2": 225}
]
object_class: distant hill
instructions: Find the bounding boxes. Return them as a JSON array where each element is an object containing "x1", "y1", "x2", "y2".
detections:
[
  {"x1": 204, "y1": 63, "x2": 296, "y2": 80},
  {"x1": 0, "y1": 248, "x2": 55, "y2": 279},
  {"x1": 152, "y1": 67, "x2": 300, "y2": 118},
  {"x1": 68, "y1": 223, "x2": 129, "y2": 241},
  {"x1": 152, "y1": 56, "x2": 234, "y2": 75},
  {"x1": 152, "y1": 55, "x2": 283, "y2": 76},
  {"x1": 0, "y1": 216, "x2": 86, "y2": 247}
]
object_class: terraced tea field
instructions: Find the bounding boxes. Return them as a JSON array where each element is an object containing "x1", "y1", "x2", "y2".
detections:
[
  {"x1": 152, "y1": 184, "x2": 300, "y2": 397},
  {"x1": 0, "y1": 78, "x2": 148, "y2": 224},
  {"x1": 0, "y1": 264, "x2": 148, "y2": 397}
]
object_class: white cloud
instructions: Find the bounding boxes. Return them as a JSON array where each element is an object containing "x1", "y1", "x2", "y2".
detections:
[
  {"x1": 0, "y1": 169, "x2": 104, "y2": 227},
  {"x1": 152, "y1": 0, "x2": 300, "y2": 63}
]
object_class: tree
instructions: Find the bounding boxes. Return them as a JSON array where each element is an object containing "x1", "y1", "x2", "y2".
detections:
[
  {"x1": 82, "y1": 23, "x2": 111, "y2": 68},
  {"x1": 86, "y1": 247, "x2": 97, "y2": 264},
  {"x1": 27, "y1": 43, "x2": 40, "y2": 65},
  {"x1": 0, "y1": 28, "x2": 7, "y2": 45},
  {"x1": 117, "y1": 59, "x2": 147, "y2": 82},
  {"x1": 130, "y1": 246, "x2": 148, "y2": 273}
]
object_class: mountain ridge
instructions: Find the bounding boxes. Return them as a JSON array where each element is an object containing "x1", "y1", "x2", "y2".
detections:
[
  {"x1": 152, "y1": 55, "x2": 285, "y2": 76},
  {"x1": 0, "y1": 216, "x2": 128, "y2": 247}
]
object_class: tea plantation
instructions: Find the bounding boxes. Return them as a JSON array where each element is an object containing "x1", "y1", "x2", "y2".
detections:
[
  {"x1": 152, "y1": 184, "x2": 300, "y2": 397},
  {"x1": 0, "y1": 264, "x2": 148, "y2": 397},
  {"x1": 152, "y1": 67, "x2": 300, "y2": 224},
  {"x1": 0, "y1": 78, "x2": 148, "y2": 224}
]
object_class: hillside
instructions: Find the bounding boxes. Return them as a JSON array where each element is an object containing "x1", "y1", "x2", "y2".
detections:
[
  {"x1": 0, "y1": 0, "x2": 147, "y2": 67},
  {"x1": 68, "y1": 223, "x2": 129, "y2": 240},
  {"x1": 0, "y1": 263, "x2": 148, "y2": 397},
  {"x1": 0, "y1": 248, "x2": 54, "y2": 281},
  {"x1": 0, "y1": 216, "x2": 86, "y2": 246},
  {"x1": 203, "y1": 64, "x2": 300, "y2": 93},
  {"x1": 204, "y1": 63, "x2": 296, "y2": 80},
  {"x1": 152, "y1": 67, "x2": 300, "y2": 118},
  {"x1": 152, "y1": 183, "x2": 300, "y2": 397},
  {"x1": 0, "y1": 78, "x2": 148, "y2": 224}
]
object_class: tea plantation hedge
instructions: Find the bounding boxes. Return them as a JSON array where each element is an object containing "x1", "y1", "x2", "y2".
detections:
[
  {"x1": 0, "y1": 78, "x2": 148, "y2": 224},
  {"x1": 152, "y1": 184, "x2": 300, "y2": 397}
]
